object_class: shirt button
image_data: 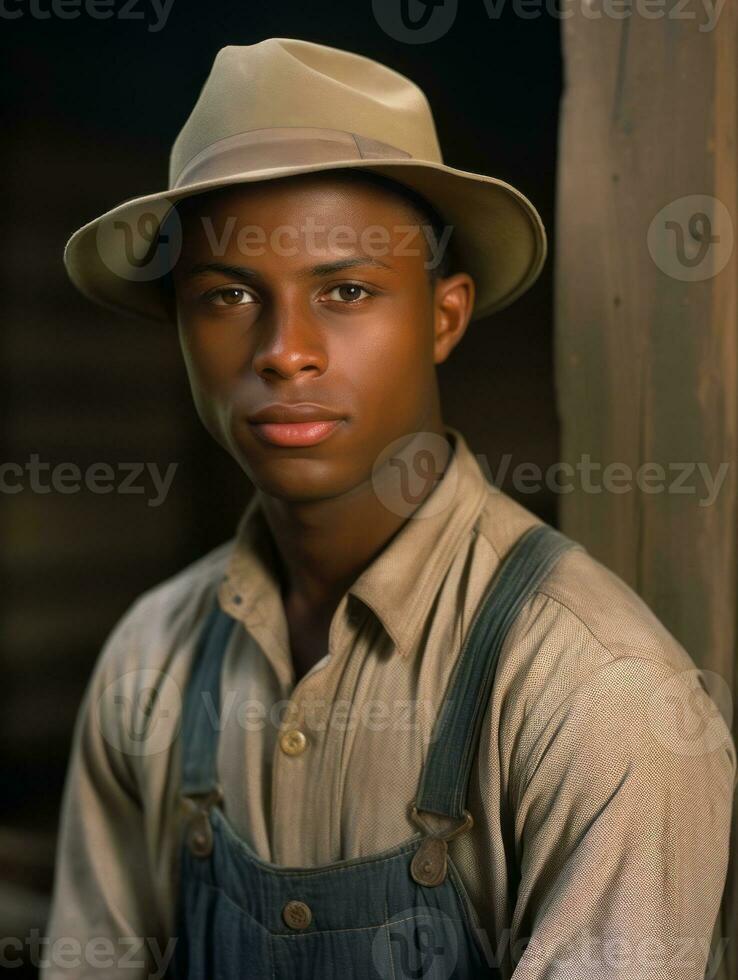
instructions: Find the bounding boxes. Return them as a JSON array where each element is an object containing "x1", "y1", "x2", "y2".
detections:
[
  {"x1": 280, "y1": 729, "x2": 307, "y2": 756},
  {"x1": 282, "y1": 900, "x2": 312, "y2": 930}
]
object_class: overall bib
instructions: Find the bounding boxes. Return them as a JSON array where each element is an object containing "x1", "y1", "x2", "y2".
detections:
[{"x1": 171, "y1": 523, "x2": 577, "y2": 979}]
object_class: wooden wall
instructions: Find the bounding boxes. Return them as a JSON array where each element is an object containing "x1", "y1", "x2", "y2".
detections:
[{"x1": 556, "y1": 4, "x2": 737, "y2": 977}]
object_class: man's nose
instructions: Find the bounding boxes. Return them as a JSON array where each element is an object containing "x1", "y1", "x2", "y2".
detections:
[{"x1": 251, "y1": 303, "x2": 328, "y2": 381}]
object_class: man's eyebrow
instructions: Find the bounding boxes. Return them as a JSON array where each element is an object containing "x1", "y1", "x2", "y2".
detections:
[
  {"x1": 186, "y1": 262, "x2": 260, "y2": 280},
  {"x1": 184, "y1": 256, "x2": 397, "y2": 280},
  {"x1": 298, "y1": 256, "x2": 397, "y2": 278}
]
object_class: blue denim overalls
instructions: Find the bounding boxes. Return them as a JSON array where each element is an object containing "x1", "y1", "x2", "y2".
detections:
[{"x1": 171, "y1": 524, "x2": 577, "y2": 979}]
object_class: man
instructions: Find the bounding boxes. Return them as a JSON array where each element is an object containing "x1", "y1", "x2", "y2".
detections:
[{"x1": 45, "y1": 38, "x2": 735, "y2": 979}]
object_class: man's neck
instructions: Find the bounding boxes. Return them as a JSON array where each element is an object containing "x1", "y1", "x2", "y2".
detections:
[{"x1": 257, "y1": 427, "x2": 453, "y2": 617}]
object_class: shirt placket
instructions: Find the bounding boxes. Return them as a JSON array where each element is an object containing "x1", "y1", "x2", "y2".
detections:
[{"x1": 270, "y1": 597, "x2": 358, "y2": 864}]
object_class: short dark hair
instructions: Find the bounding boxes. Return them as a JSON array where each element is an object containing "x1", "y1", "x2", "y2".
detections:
[{"x1": 160, "y1": 168, "x2": 454, "y2": 317}]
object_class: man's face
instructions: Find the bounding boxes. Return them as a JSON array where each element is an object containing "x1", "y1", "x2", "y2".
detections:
[{"x1": 172, "y1": 174, "x2": 472, "y2": 503}]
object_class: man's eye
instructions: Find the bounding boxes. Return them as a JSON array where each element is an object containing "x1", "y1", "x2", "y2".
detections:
[
  {"x1": 206, "y1": 286, "x2": 255, "y2": 307},
  {"x1": 325, "y1": 284, "x2": 372, "y2": 303}
]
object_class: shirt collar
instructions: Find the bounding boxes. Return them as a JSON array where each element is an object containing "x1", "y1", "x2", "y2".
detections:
[{"x1": 218, "y1": 426, "x2": 491, "y2": 661}]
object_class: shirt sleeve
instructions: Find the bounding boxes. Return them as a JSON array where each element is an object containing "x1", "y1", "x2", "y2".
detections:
[
  {"x1": 508, "y1": 654, "x2": 736, "y2": 980},
  {"x1": 40, "y1": 605, "x2": 176, "y2": 980}
]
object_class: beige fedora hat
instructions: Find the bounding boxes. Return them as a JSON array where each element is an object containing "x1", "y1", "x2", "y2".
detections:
[{"x1": 64, "y1": 37, "x2": 547, "y2": 323}]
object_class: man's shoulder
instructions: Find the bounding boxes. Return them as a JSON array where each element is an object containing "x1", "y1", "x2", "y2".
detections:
[
  {"x1": 473, "y1": 489, "x2": 736, "y2": 783},
  {"x1": 533, "y1": 540, "x2": 695, "y2": 675},
  {"x1": 133, "y1": 535, "x2": 235, "y2": 618},
  {"x1": 474, "y1": 485, "x2": 696, "y2": 683}
]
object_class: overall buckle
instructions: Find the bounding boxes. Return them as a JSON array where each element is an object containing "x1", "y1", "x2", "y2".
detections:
[
  {"x1": 409, "y1": 805, "x2": 474, "y2": 887},
  {"x1": 180, "y1": 786, "x2": 223, "y2": 858}
]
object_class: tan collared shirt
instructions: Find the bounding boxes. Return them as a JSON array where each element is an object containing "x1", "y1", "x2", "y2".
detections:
[{"x1": 43, "y1": 429, "x2": 736, "y2": 979}]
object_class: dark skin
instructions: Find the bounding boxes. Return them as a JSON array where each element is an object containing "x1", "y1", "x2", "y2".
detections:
[{"x1": 172, "y1": 173, "x2": 475, "y2": 683}]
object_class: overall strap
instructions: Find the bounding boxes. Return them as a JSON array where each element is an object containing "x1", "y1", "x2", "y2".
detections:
[
  {"x1": 180, "y1": 601, "x2": 238, "y2": 797},
  {"x1": 414, "y1": 523, "x2": 580, "y2": 822}
]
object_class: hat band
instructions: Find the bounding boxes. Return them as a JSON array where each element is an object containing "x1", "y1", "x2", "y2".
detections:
[{"x1": 172, "y1": 127, "x2": 414, "y2": 189}]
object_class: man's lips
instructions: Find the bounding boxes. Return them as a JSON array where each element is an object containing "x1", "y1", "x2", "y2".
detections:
[
  {"x1": 249, "y1": 419, "x2": 342, "y2": 448},
  {"x1": 246, "y1": 404, "x2": 345, "y2": 448}
]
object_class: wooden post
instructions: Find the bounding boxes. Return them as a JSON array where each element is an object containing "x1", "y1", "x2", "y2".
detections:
[{"x1": 556, "y1": 2, "x2": 737, "y2": 976}]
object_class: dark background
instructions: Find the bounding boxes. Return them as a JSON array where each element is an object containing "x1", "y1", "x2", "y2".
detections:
[{"x1": 0, "y1": 2, "x2": 561, "y2": 971}]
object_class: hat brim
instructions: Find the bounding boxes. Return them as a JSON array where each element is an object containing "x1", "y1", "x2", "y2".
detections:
[{"x1": 63, "y1": 157, "x2": 547, "y2": 323}]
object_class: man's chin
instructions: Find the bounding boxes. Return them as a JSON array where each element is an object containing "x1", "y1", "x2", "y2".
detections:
[{"x1": 241, "y1": 456, "x2": 367, "y2": 505}]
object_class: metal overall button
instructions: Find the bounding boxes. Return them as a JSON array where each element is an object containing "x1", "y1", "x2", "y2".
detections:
[
  {"x1": 282, "y1": 900, "x2": 312, "y2": 930},
  {"x1": 409, "y1": 806, "x2": 474, "y2": 887},
  {"x1": 180, "y1": 786, "x2": 224, "y2": 859}
]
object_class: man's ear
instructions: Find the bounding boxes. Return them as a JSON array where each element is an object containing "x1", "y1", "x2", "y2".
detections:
[{"x1": 432, "y1": 272, "x2": 476, "y2": 365}]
